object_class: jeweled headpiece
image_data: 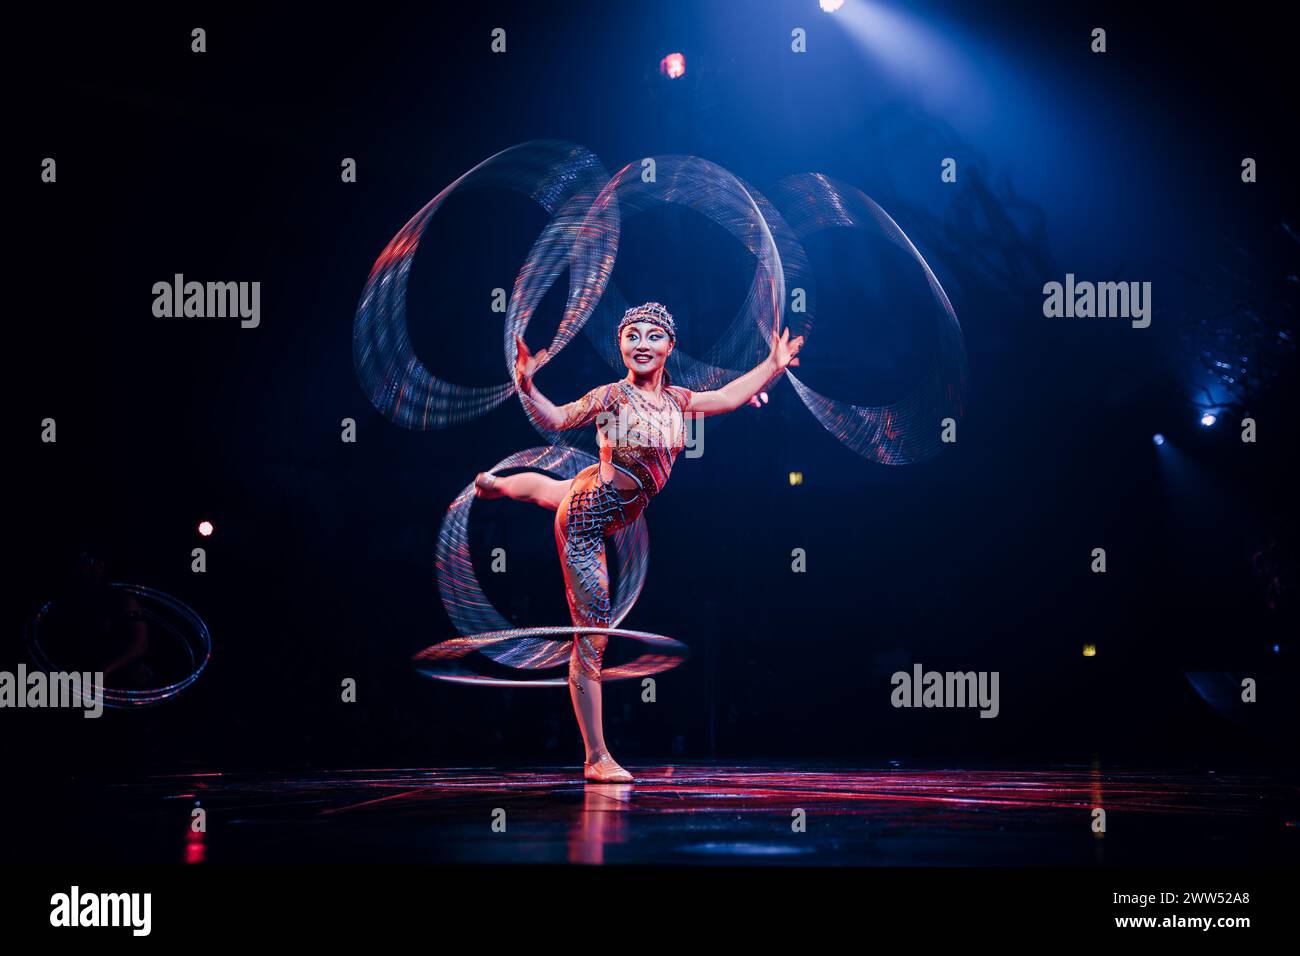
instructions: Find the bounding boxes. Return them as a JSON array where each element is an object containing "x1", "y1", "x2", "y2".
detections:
[{"x1": 617, "y1": 302, "x2": 676, "y2": 342}]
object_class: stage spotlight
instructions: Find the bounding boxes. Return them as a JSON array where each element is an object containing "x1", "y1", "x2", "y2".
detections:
[
  {"x1": 1152, "y1": 434, "x2": 1165, "y2": 446},
  {"x1": 659, "y1": 52, "x2": 685, "y2": 79},
  {"x1": 820, "y1": 0, "x2": 845, "y2": 11},
  {"x1": 1082, "y1": 643, "x2": 1097, "y2": 657},
  {"x1": 1200, "y1": 412, "x2": 1217, "y2": 427},
  {"x1": 1274, "y1": 644, "x2": 1281, "y2": 654},
  {"x1": 197, "y1": 520, "x2": 214, "y2": 537},
  {"x1": 788, "y1": 471, "x2": 804, "y2": 486}
]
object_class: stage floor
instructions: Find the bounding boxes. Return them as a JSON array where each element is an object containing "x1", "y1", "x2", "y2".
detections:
[{"x1": 23, "y1": 762, "x2": 1300, "y2": 866}]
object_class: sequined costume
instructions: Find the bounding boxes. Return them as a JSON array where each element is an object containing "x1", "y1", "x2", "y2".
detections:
[{"x1": 553, "y1": 380, "x2": 694, "y2": 680}]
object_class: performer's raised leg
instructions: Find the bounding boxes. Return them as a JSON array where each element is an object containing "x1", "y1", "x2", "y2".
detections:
[{"x1": 475, "y1": 471, "x2": 571, "y2": 510}]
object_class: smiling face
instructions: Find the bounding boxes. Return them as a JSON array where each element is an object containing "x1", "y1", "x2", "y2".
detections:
[{"x1": 619, "y1": 321, "x2": 673, "y2": 376}]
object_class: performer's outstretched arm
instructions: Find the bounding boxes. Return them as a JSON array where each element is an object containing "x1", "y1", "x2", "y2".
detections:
[
  {"x1": 513, "y1": 334, "x2": 613, "y2": 431},
  {"x1": 686, "y1": 327, "x2": 804, "y2": 417}
]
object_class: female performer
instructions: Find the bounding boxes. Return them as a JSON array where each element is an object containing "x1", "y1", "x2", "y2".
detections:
[{"x1": 475, "y1": 302, "x2": 803, "y2": 782}]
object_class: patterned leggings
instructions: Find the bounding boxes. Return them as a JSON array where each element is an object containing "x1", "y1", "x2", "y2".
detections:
[{"x1": 553, "y1": 463, "x2": 647, "y2": 683}]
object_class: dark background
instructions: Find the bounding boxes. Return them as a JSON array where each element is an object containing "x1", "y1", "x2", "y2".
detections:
[{"x1": 9, "y1": 0, "x2": 1297, "y2": 776}]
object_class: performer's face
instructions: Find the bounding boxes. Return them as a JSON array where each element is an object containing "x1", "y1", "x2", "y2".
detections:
[{"x1": 620, "y1": 321, "x2": 672, "y2": 374}]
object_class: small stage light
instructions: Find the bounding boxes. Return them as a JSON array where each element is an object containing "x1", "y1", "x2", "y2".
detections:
[
  {"x1": 788, "y1": 471, "x2": 804, "y2": 486},
  {"x1": 197, "y1": 520, "x2": 214, "y2": 537},
  {"x1": 659, "y1": 52, "x2": 685, "y2": 79},
  {"x1": 820, "y1": 0, "x2": 845, "y2": 11},
  {"x1": 1274, "y1": 644, "x2": 1281, "y2": 654},
  {"x1": 1152, "y1": 433, "x2": 1165, "y2": 446},
  {"x1": 1200, "y1": 412, "x2": 1217, "y2": 427},
  {"x1": 1082, "y1": 643, "x2": 1097, "y2": 657}
]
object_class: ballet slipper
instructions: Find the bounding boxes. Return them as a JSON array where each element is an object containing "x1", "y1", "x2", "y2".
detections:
[
  {"x1": 583, "y1": 749, "x2": 634, "y2": 783},
  {"x1": 474, "y1": 472, "x2": 503, "y2": 499}
]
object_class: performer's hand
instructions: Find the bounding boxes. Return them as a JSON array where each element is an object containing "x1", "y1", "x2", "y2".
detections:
[
  {"x1": 514, "y1": 334, "x2": 548, "y2": 393},
  {"x1": 747, "y1": 391, "x2": 769, "y2": 409},
  {"x1": 769, "y1": 327, "x2": 804, "y2": 372}
]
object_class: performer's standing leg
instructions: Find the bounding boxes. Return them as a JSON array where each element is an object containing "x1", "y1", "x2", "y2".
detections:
[{"x1": 555, "y1": 469, "x2": 633, "y2": 782}]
